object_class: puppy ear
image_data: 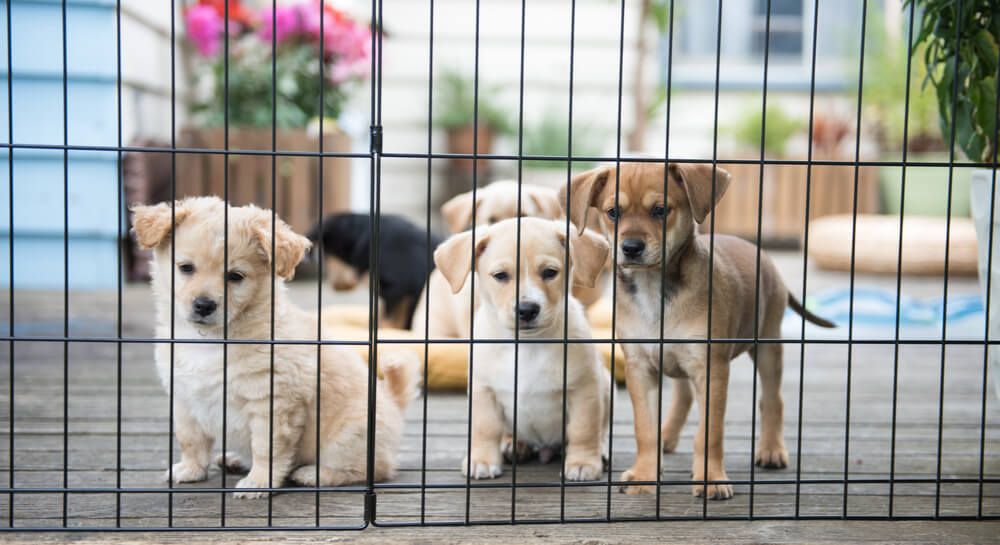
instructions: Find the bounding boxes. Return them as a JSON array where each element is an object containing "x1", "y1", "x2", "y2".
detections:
[
  {"x1": 433, "y1": 230, "x2": 490, "y2": 294},
  {"x1": 669, "y1": 163, "x2": 732, "y2": 224},
  {"x1": 569, "y1": 228, "x2": 610, "y2": 289},
  {"x1": 249, "y1": 209, "x2": 313, "y2": 280},
  {"x1": 441, "y1": 191, "x2": 481, "y2": 233},
  {"x1": 560, "y1": 166, "x2": 611, "y2": 235},
  {"x1": 131, "y1": 201, "x2": 190, "y2": 249},
  {"x1": 527, "y1": 186, "x2": 562, "y2": 220}
]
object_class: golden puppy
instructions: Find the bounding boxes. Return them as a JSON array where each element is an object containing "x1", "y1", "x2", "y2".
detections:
[
  {"x1": 132, "y1": 196, "x2": 418, "y2": 498},
  {"x1": 563, "y1": 162, "x2": 834, "y2": 499},
  {"x1": 434, "y1": 217, "x2": 611, "y2": 480}
]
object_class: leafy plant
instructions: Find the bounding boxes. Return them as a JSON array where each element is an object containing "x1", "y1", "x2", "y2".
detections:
[
  {"x1": 521, "y1": 112, "x2": 604, "y2": 170},
  {"x1": 433, "y1": 69, "x2": 514, "y2": 136},
  {"x1": 906, "y1": 0, "x2": 999, "y2": 162},
  {"x1": 728, "y1": 104, "x2": 805, "y2": 157}
]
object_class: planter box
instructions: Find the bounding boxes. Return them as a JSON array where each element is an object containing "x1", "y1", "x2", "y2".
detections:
[
  {"x1": 708, "y1": 159, "x2": 881, "y2": 246},
  {"x1": 175, "y1": 127, "x2": 352, "y2": 235}
]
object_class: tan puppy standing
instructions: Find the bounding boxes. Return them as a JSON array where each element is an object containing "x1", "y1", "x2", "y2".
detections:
[
  {"x1": 133, "y1": 197, "x2": 418, "y2": 498},
  {"x1": 434, "y1": 217, "x2": 611, "y2": 480},
  {"x1": 563, "y1": 162, "x2": 834, "y2": 499}
]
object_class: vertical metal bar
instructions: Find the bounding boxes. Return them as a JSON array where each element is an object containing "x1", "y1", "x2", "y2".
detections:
[
  {"x1": 463, "y1": 0, "x2": 481, "y2": 525},
  {"x1": 5, "y1": 0, "x2": 13, "y2": 528},
  {"x1": 267, "y1": 0, "x2": 278, "y2": 525},
  {"x1": 843, "y1": 0, "x2": 870, "y2": 518},
  {"x1": 315, "y1": 0, "x2": 326, "y2": 527},
  {"x1": 60, "y1": 0, "x2": 69, "y2": 527},
  {"x1": 703, "y1": 0, "x2": 725, "y2": 516},
  {"x1": 607, "y1": 0, "x2": 627, "y2": 519},
  {"x1": 654, "y1": 0, "x2": 677, "y2": 520},
  {"x1": 167, "y1": 0, "x2": 177, "y2": 527},
  {"x1": 748, "y1": 0, "x2": 774, "y2": 518},
  {"x1": 794, "y1": 0, "x2": 821, "y2": 518},
  {"x1": 220, "y1": 0, "x2": 231, "y2": 525},
  {"x1": 420, "y1": 0, "x2": 435, "y2": 526},
  {"x1": 889, "y1": 0, "x2": 918, "y2": 517},
  {"x1": 559, "y1": 0, "x2": 577, "y2": 523},
  {"x1": 935, "y1": 0, "x2": 965, "y2": 518},
  {"x1": 114, "y1": 0, "x2": 123, "y2": 527}
]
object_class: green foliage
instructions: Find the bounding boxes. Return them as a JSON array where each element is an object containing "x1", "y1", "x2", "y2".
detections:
[
  {"x1": 433, "y1": 69, "x2": 514, "y2": 136},
  {"x1": 728, "y1": 104, "x2": 805, "y2": 157},
  {"x1": 521, "y1": 112, "x2": 604, "y2": 170},
  {"x1": 906, "y1": 0, "x2": 1000, "y2": 162}
]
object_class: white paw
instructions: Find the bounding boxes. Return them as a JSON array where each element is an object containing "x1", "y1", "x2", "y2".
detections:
[
  {"x1": 232, "y1": 475, "x2": 270, "y2": 499},
  {"x1": 461, "y1": 456, "x2": 503, "y2": 479},
  {"x1": 563, "y1": 459, "x2": 603, "y2": 481},
  {"x1": 164, "y1": 462, "x2": 208, "y2": 484}
]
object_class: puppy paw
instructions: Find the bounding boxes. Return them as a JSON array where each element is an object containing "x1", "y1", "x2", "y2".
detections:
[
  {"x1": 692, "y1": 481, "x2": 734, "y2": 501},
  {"x1": 164, "y1": 461, "x2": 208, "y2": 484},
  {"x1": 618, "y1": 467, "x2": 656, "y2": 495},
  {"x1": 563, "y1": 456, "x2": 603, "y2": 481},
  {"x1": 233, "y1": 475, "x2": 271, "y2": 499},
  {"x1": 461, "y1": 456, "x2": 503, "y2": 480},
  {"x1": 500, "y1": 438, "x2": 534, "y2": 464},
  {"x1": 214, "y1": 452, "x2": 250, "y2": 474},
  {"x1": 662, "y1": 434, "x2": 680, "y2": 454},
  {"x1": 754, "y1": 445, "x2": 789, "y2": 469}
]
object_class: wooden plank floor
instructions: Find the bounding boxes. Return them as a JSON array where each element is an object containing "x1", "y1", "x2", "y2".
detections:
[{"x1": 0, "y1": 277, "x2": 998, "y2": 534}]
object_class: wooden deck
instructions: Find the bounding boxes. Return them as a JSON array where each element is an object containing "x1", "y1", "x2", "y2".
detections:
[{"x1": 1, "y1": 270, "x2": 999, "y2": 541}]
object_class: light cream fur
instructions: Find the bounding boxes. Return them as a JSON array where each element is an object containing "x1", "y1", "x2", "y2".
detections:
[
  {"x1": 433, "y1": 218, "x2": 611, "y2": 481},
  {"x1": 132, "y1": 196, "x2": 418, "y2": 499}
]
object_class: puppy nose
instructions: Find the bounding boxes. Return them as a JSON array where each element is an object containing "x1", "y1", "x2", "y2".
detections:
[
  {"x1": 193, "y1": 296, "x2": 217, "y2": 317},
  {"x1": 517, "y1": 301, "x2": 540, "y2": 323},
  {"x1": 622, "y1": 238, "x2": 646, "y2": 258}
]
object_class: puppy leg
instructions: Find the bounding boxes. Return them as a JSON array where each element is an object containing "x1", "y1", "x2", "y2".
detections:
[
  {"x1": 754, "y1": 342, "x2": 789, "y2": 469},
  {"x1": 563, "y1": 389, "x2": 605, "y2": 482},
  {"x1": 620, "y1": 359, "x2": 660, "y2": 494},
  {"x1": 289, "y1": 465, "x2": 366, "y2": 487},
  {"x1": 691, "y1": 359, "x2": 733, "y2": 500},
  {"x1": 165, "y1": 400, "x2": 213, "y2": 484},
  {"x1": 461, "y1": 386, "x2": 504, "y2": 479},
  {"x1": 662, "y1": 378, "x2": 693, "y2": 453},
  {"x1": 234, "y1": 405, "x2": 306, "y2": 499}
]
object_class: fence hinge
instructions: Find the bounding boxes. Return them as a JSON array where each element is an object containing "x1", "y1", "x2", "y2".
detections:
[
  {"x1": 364, "y1": 490, "x2": 377, "y2": 523},
  {"x1": 370, "y1": 125, "x2": 383, "y2": 155}
]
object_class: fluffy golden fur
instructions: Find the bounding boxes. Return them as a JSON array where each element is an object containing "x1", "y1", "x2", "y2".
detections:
[{"x1": 133, "y1": 196, "x2": 418, "y2": 498}]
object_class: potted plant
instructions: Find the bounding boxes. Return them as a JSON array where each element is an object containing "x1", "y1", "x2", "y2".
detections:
[
  {"x1": 177, "y1": 0, "x2": 371, "y2": 233},
  {"x1": 434, "y1": 69, "x2": 514, "y2": 185},
  {"x1": 519, "y1": 111, "x2": 603, "y2": 186}
]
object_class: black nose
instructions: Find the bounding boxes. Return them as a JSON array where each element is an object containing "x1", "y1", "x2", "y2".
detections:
[
  {"x1": 622, "y1": 238, "x2": 646, "y2": 258},
  {"x1": 193, "y1": 296, "x2": 217, "y2": 317},
  {"x1": 517, "y1": 301, "x2": 540, "y2": 323}
]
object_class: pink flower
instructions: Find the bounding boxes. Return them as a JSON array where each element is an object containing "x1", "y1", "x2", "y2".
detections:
[
  {"x1": 257, "y1": 5, "x2": 301, "y2": 46},
  {"x1": 185, "y1": 5, "x2": 225, "y2": 57}
]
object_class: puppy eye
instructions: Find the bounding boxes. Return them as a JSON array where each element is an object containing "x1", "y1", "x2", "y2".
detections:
[
  {"x1": 492, "y1": 271, "x2": 510, "y2": 283},
  {"x1": 651, "y1": 204, "x2": 667, "y2": 219},
  {"x1": 227, "y1": 271, "x2": 245, "y2": 283},
  {"x1": 178, "y1": 263, "x2": 195, "y2": 274},
  {"x1": 606, "y1": 207, "x2": 620, "y2": 221},
  {"x1": 540, "y1": 267, "x2": 559, "y2": 280}
]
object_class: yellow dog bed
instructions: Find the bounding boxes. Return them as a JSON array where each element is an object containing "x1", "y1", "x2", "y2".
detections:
[{"x1": 319, "y1": 303, "x2": 628, "y2": 389}]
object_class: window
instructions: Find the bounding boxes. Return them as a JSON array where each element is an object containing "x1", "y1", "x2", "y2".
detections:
[{"x1": 751, "y1": 0, "x2": 805, "y2": 58}]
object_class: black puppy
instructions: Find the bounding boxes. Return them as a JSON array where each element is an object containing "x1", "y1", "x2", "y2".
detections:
[{"x1": 308, "y1": 213, "x2": 443, "y2": 329}]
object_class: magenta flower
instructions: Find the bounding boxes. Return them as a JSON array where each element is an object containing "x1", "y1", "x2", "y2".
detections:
[
  {"x1": 185, "y1": 5, "x2": 225, "y2": 57},
  {"x1": 257, "y1": 5, "x2": 301, "y2": 46}
]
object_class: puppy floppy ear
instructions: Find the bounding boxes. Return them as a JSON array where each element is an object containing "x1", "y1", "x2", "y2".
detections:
[
  {"x1": 441, "y1": 191, "x2": 481, "y2": 233},
  {"x1": 527, "y1": 186, "x2": 562, "y2": 220},
  {"x1": 559, "y1": 165, "x2": 611, "y2": 235},
  {"x1": 433, "y1": 230, "x2": 490, "y2": 294},
  {"x1": 249, "y1": 209, "x2": 313, "y2": 280},
  {"x1": 131, "y1": 201, "x2": 190, "y2": 249},
  {"x1": 669, "y1": 163, "x2": 732, "y2": 224},
  {"x1": 567, "y1": 228, "x2": 610, "y2": 289}
]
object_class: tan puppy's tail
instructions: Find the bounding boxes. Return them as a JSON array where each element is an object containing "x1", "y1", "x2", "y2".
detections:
[
  {"x1": 379, "y1": 348, "x2": 422, "y2": 410},
  {"x1": 788, "y1": 294, "x2": 836, "y2": 328}
]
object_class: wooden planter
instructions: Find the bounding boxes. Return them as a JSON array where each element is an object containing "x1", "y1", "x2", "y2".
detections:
[
  {"x1": 707, "y1": 158, "x2": 881, "y2": 246},
  {"x1": 175, "y1": 127, "x2": 353, "y2": 235}
]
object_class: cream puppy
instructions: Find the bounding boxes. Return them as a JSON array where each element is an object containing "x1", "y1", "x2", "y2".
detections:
[
  {"x1": 132, "y1": 196, "x2": 417, "y2": 498},
  {"x1": 434, "y1": 217, "x2": 611, "y2": 480}
]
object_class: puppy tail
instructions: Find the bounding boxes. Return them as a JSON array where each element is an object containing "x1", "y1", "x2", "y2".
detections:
[
  {"x1": 379, "y1": 348, "x2": 422, "y2": 411},
  {"x1": 788, "y1": 294, "x2": 837, "y2": 328}
]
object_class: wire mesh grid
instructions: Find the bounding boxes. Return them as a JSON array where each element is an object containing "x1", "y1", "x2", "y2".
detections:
[{"x1": 1, "y1": 0, "x2": 999, "y2": 531}]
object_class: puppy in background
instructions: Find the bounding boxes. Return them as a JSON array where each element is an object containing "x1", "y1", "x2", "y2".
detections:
[
  {"x1": 308, "y1": 213, "x2": 443, "y2": 329},
  {"x1": 434, "y1": 217, "x2": 611, "y2": 480},
  {"x1": 133, "y1": 197, "x2": 418, "y2": 498}
]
